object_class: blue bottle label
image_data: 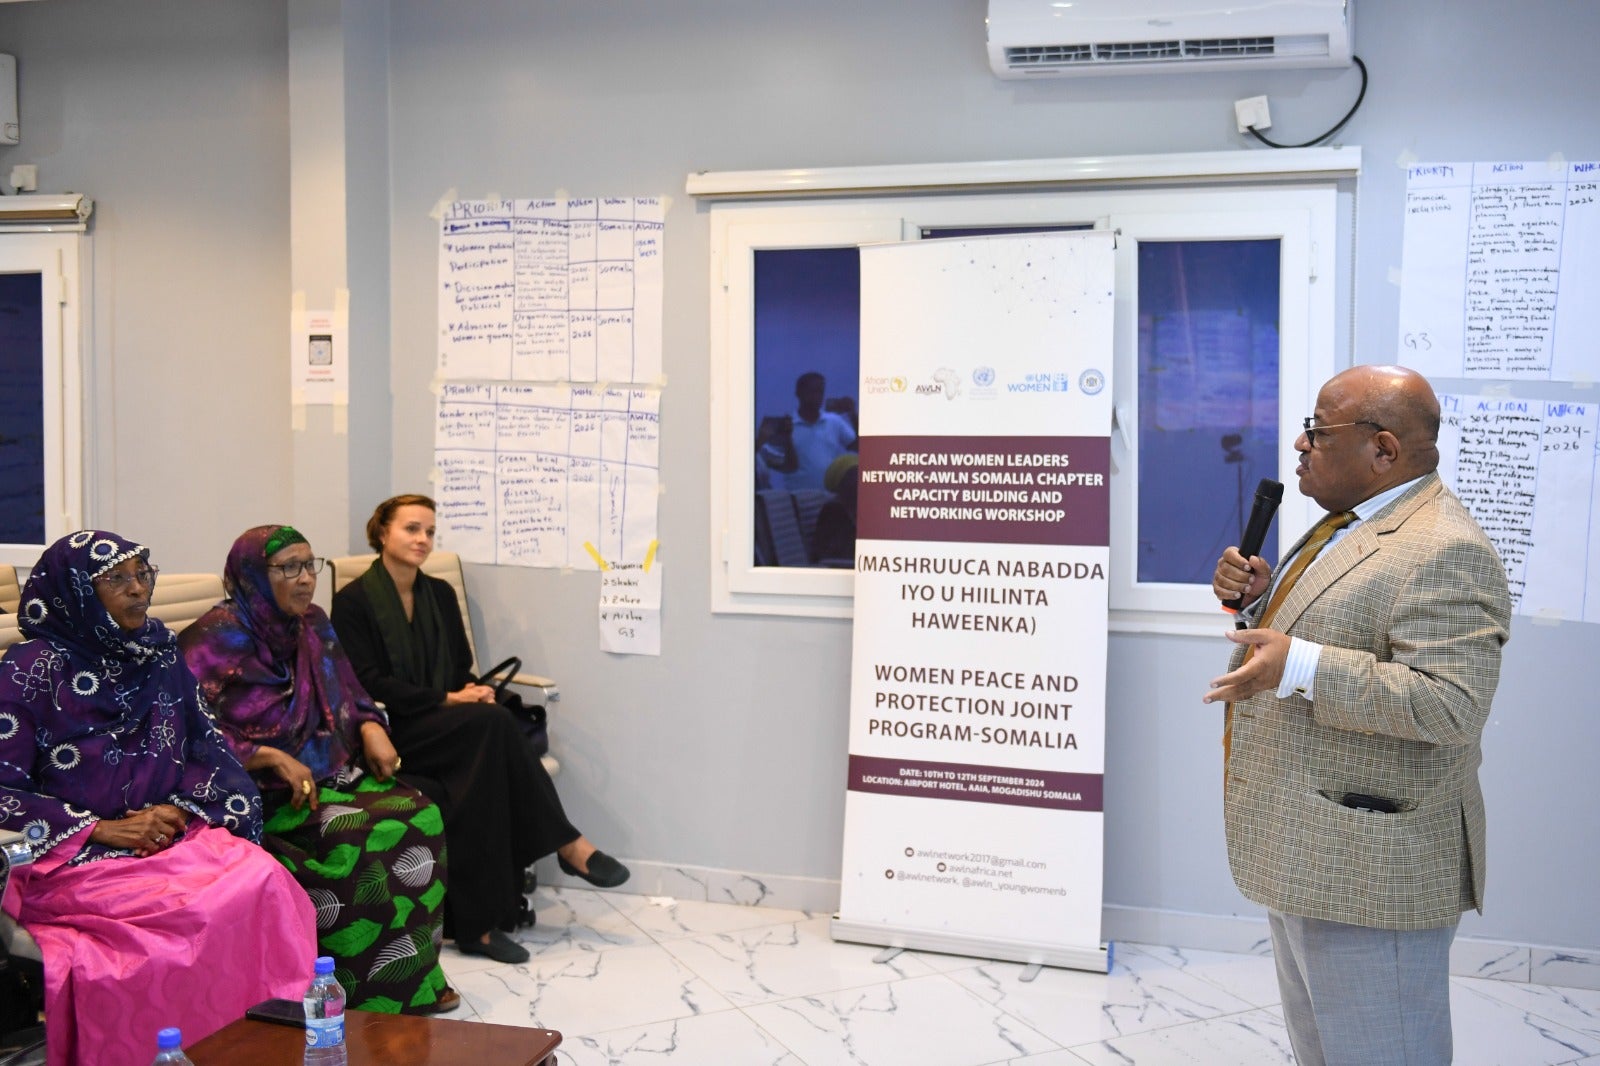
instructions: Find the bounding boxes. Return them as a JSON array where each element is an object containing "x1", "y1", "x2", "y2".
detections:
[{"x1": 305, "y1": 1016, "x2": 343, "y2": 1048}]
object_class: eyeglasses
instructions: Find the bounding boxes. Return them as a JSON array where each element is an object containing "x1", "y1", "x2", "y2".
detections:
[
  {"x1": 266, "y1": 557, "x2": 327, "y2": 580},
  {"x1": 94, "y1": 565, "x2": 159, "y2": 591},
  {"x1": 1301, "y1": 417, "x2": 1384, "y2": 447}
]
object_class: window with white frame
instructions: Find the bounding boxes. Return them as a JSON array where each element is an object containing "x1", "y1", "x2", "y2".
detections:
[
  {"x1": 0, "y1": 231, "x2": 86, "y2": 566},
  {"x1": 699, "y1": 152, "x2": 1353, "y2": 630}
]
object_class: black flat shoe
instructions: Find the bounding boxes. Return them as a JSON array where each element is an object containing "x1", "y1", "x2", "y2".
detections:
[
  {"x1": 558, "y1": 850, "x2": 630, "y2": 888},
  {"x1": 457, "y1": 929, "x2": 530, "y2": 965}
]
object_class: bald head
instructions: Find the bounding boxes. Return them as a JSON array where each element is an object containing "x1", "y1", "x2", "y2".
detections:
[
  {"x1": 1327, "y1": 364, "x2": 1440, "y2": 477},
  {"x1": 1295, "y1": 365, "x2": 1442, "y2": 511}
]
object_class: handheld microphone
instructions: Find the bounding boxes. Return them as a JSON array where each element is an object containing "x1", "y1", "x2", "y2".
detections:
[{"x1": 1222, "y1": 478, "x2": 1284, "y2": 616}]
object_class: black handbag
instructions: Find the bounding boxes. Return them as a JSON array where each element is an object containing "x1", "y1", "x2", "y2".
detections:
[{"x1": 475, "y1": 656, "x2": 549, "y2": 758}]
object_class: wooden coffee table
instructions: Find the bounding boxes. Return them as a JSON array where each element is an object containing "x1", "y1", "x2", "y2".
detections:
[{"x1": 186, "y1": 1009, "x2": 561, "y2": 1065}]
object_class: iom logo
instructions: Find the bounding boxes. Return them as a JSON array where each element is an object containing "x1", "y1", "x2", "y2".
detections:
[{"x1": 1079, "y1": 368, "x2": 1106, "y2": 395}]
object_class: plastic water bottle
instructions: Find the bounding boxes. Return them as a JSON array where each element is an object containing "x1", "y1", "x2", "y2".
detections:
[
  {"x1": 303, "y1": 955, "x2": 348, "y2": 1065},
  {"x1": 150, "y1": 1027, "x2": 194, "y2": 1065}
]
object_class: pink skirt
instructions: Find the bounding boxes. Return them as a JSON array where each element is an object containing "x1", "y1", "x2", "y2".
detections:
[{"x1": 4, "y1": 824, "x2": 317, "y2": 1066}]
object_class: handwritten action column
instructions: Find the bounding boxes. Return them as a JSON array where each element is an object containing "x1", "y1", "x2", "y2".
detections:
[{"x1": 434, "y1": 383, "x2": 660, "y2": 570}]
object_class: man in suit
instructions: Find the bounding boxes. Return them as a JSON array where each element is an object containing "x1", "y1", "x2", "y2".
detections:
[{"x1": 1205, "y1": 365, "x2": 1510, "y2": 1066}]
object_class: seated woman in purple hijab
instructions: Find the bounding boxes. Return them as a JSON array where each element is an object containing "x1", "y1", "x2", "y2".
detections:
[
  {"x1": 0, "y1": 531, "x2": 316, "y2": 1066},
  {"x1": 180, "y1": 525, "x2": 457, "y2": 1016}
]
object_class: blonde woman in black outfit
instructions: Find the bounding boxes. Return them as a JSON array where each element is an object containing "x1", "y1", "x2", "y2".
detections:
[{"x1": 331, "y1": 494, "x2": 628, "y2": 965}]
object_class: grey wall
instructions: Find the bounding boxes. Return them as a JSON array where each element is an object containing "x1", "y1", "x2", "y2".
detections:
[
  {"x1": 0, "y1": 0, "x2": 291, "y2": 570},
  {"x1": 3, "y1": 0, "x2": 1596, "y2": 952}
]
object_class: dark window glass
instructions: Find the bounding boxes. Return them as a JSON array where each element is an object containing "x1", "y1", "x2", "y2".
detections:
[
  {"x1": 0, "y1": 272, "x2": 45, "y2": 545},
  {"x1": 748, "y1": 227, "x2": 1284, "y2": 586},
  {"x1": 749, "y1": 230, "x2": 1097, "y2": 569},
  {"x1": 752, "y1": 248, "x2": 861, "y2": 568},
  {"x1": 1136, "y1": 239, "x2": 1281, "y2": 583}
]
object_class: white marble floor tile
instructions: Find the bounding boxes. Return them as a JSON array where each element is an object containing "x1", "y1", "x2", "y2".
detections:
[
  {"x1": 663, "y1": 915, "x2": 938, "y2": 1007},
  {"x1": 948, "y1": 949, "x2": 1257, "y2": 1047},
  {"x1": 1452, "y1": 939, "x2": 1531, "y2": 982},
  {"x1": 513, "y1": 886, "x2": 656, "y2": 957},
  {"x1": 1120, "y1": 941, "x2": 1283, "y2": 1009},
  {"x1": 451, "y1": 941, "x2": 734, "y2": 1037},
  {"x1": 604, "y1": 892, "x2": 809, "y2": 944},
  {"x1": 744, "y1": 973, "x2": 1061, "y2": 1066},
  {"x1": 1459, "y1": 975, "x2": 1600, "y2": 1041},
  {"x1": 1533, "y1": 949, "x2": 1600, "y2": 993},
  {"x1": 556, "y1": 1009, "x2": 804, "y2": 1066},
  {"x1": 437, "y1": 990, "x2": 481, "y2": 1023},
  {"x1": 426, "y1": 887, "x2": 1600, "y2": 1066},
  {"x1": 441, "y1": 943, "x2": 510, "y2": 979},
  {"x1": 536, "y1": 857, "x2": 712, "y2": 902},
  {"x1": 703, "y1": 868, "x2": 841, "y2": 913},
  {"x1": 899, "y1": 946, "x2": 999, "y2": 975},
  {"x1": 1002, "y1": 1052, "x2": 1096, "y2": 1066},
  {"x1": 1067, "y1": 1006, "x2": 1294, "y2": 1065},
  {"x1": 1451, "y1": 978, "x2": 1600, "y2": 1066},
  {"x1": 704, "y1": 870, "x2": 787, "y2": 907}
]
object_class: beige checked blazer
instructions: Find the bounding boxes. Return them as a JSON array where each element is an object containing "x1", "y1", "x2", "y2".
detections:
[{"x1": 1225, "y1": 473, "x2": 1511, "y2": 930}]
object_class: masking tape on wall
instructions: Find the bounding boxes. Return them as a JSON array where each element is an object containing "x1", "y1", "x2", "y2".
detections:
[
  {"x1": 428, "y1": 188, "x2": 459, "y2": 221},
  {"x1": 291, "y1": 291, "x2": 307, "y2": 431}
]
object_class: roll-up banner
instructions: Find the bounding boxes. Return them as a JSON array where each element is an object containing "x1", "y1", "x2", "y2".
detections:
[{"x1": 833, "y1": 232, "x2": 1115, "y2": 972}]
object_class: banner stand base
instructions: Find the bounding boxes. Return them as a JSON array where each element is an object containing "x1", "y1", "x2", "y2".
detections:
[{"x1": 830, "y1": 915, "x2": 1112, "y2": 975}]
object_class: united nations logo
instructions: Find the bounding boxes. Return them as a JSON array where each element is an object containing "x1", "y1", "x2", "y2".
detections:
[
  {"x1": 972, "y1": 366, "x2": 995, "y2": 387},
  {"x1": 1079, "y1": 368, "x2": 1106, "y2": 395}
]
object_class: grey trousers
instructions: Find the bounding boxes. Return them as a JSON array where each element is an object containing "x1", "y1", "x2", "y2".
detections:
[{"x1": 1269, "y1": 910, "x2": 1457, "y2": 1066}]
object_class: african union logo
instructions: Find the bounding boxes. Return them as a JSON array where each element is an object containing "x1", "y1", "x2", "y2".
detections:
[
  {"x1": 1079, "y1": 368, "x2": 1106, "y2": 395},
  {"x1": 890, "y1": 376, "x2": 907, "y2": 393},
  {"x1": 972, "y1": 366, "x2": 996, "y2": 387}
]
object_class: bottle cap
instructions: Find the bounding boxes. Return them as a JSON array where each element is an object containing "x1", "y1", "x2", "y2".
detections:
[
  {"x1": 157, "y1": 1027, "x2": 182, "y2": 1049},
  {"x1": 314, "y1": 955, "x2": 335, "y2": 975}
]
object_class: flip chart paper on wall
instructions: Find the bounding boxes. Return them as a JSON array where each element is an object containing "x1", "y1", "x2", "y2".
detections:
[
  {"x1": 437, "y1": 197, "x2": 664, "y2": 384},
  {"x1": 1437, "y1": 391, "x2": 1599, "y2": 623},
  {"x1": 432, "y1": 383, "x2": 661, "y2": 570},
  {"x1": 834, "y1": 231, "x2": 1115, "y2": 972},
  {"x1": 1397, "y1": 161, "x2": 1600, "y2": 381},
  {"x1": 597, "y1": 555, "x2": 662, "y2": 656}
]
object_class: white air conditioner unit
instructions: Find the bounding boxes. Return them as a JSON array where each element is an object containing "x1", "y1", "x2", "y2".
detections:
[{"x1": 987, "y1": 0, "x2": 1352, "y2": 79}]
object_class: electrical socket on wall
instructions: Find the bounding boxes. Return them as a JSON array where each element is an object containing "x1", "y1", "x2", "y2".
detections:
[{"x1": 1234, "y1": 96, "x2": 1272, "y2": 134}]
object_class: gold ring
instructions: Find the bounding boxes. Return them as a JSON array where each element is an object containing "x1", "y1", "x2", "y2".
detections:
[
  {"x1": 301, "y1": 780, "x2": 312, "y2": 795},
  {"x1": 394, "y1": 758, "x2": 402, "y2": 770}
]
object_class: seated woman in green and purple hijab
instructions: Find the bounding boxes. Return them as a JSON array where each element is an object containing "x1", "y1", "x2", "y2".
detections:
[{"x1": 179, "y1": 524, "x2": 458, "y2": 1016}]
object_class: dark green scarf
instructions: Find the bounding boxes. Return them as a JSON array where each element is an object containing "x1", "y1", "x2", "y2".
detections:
[{"x1": 358, "y1": 559, "x2": 455, "y2": 692}]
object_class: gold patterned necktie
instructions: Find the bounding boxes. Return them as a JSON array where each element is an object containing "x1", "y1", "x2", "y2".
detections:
[
  {"x1": 1223, "y1": 509, "x2": 1358, "y2": 780},
  {"x1": 1253, "y1": 510, "x2": 1358, "y2": 630}
]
